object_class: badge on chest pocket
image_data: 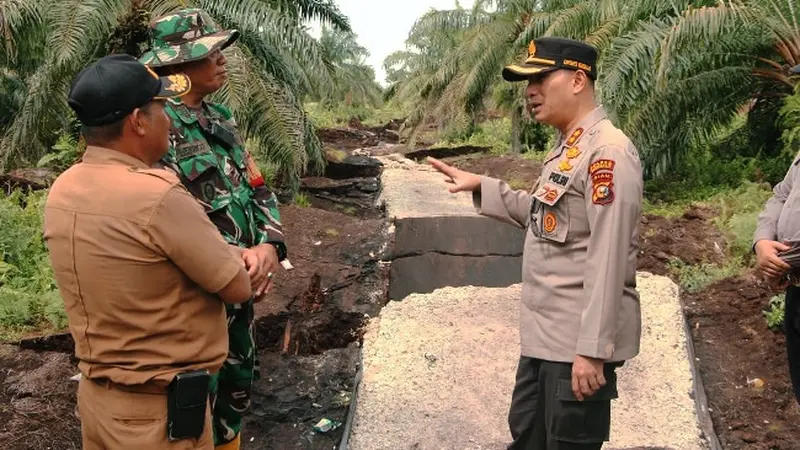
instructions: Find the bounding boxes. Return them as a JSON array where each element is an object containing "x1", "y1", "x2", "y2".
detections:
[{"x1": 530, "y1": 199, "x2": 569, "y2": 243}]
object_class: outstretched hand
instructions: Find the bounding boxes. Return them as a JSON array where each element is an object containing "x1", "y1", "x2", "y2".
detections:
[{"x1": 427, "y1": 157, "x2": 482, "y2": 193}]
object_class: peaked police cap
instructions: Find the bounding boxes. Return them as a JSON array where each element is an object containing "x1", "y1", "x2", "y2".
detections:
[{"x1": 502, "y1": 37, "x2": 598, "y2": 82}]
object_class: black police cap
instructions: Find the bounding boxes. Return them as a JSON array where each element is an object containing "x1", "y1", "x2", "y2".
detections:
[
  {"x1": 68, "y1": 54, "x2": 191, "y2": 127},
  {"x1": 502, "y1": 37, "x2": 598, "y2": 82}
]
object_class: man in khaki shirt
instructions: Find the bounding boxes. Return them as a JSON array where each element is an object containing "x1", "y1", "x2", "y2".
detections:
[
  {"x1": 44, "y1": 54, "x2": 252, "y2": 449},
  {"x1": 430, "y1": 37, "x2": 643, "y2": 449}
]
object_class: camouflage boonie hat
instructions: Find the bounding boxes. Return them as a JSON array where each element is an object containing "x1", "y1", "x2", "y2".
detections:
[{"x1": 139, "y1": 8, "x2": 239, "y2": 68}]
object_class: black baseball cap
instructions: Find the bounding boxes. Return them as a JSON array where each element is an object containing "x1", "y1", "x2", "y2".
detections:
[
  {"x1": 502, "y1": 37, "x2": 598, "y2": 82},
  {"x1": 68, "y1": 54, "x2": 191, "y2": 127}
]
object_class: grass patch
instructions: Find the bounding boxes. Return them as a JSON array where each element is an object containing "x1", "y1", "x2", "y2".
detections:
[
  {"x1": 325, "y1": 149, "x2": 348, "y2": 162},
  {"x1": 0, "y1": 189, "x2": 67, "y2": 340},
  {"x1": 304, "y1": 102, "x2": 405, "y2": 129},
  {"x1": 642, "y1": 198, "x2": 694, "y2": 219},
  {"x1": 507, "y1": 177, "x2": 529, "y2": 190},
  {"x1": 667, "y1": 257, "x2": 745, "y2": 293},
  {"x1": 433, "y1": 117, "x2": 512, "y2": 154},
  {"x1": 705, "y1": 181, "x2": 774, "y2": 261},
  {"x1": 293, "y1": 192, "x2": 312, "y2": 207},
  {"x1": 763, "y1": 293, "x2": 785, "y2": 331},
  {"x1": 338, "y1": 206, "x2": 357, "y2": 216}
]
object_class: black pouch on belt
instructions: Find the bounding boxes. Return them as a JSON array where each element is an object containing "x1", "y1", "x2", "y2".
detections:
[{"x1": 167, "y1": 369, "x2": 210, "y2": 441}]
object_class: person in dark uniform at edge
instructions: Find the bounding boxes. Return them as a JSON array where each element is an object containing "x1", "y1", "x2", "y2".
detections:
[
  {"x1": 429, "y1": 37, "x2": 644, "y2": 449},
  {"x1": 754, "y1": 61, "x2": 800, "y2": 407}
]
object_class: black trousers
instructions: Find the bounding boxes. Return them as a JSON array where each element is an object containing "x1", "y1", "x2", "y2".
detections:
[
  {"x1": 507, "y1": 357, "x2": 622, "y2": 450},
  {"x1": 785, "y1": 286, "x2": 800, "y2": 405}
]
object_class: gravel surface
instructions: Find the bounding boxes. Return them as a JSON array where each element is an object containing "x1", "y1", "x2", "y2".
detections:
[
  {"x1": 377, "y1": 154, "x2": 478, "y2": 219},
  {"x1": 348, "y1": 275, "x2": 707, "y2": 450}
]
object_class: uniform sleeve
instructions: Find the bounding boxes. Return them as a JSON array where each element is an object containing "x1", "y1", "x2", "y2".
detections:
[
  {"x1": 472, "y1": 176, "x2": 533, "y2": 229},
  {"x1": 753, "y1": 161, "x2": 796, "y2": 246},
  {"x1": 148, "y1": 185, "x2": 245, "y2": 294},
  {"x1": 242, "y1": 149, "x2": 287, "y2": 260},
  {"x1": 576, "y1": 145, "x2": 643, "y2": 359}
]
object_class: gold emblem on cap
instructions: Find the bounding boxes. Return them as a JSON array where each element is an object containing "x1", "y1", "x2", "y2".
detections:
[
  {"x1": 165, "y1": 75, "x2": 188, "y2": 92},
  {"x1": 528, "y1": 40, "x2": 537, "y2": 57}
]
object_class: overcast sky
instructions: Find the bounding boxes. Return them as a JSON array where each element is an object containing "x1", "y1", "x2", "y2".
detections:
[{"x1": 308, "y1": 0, "x2": 476, "y2": 86}]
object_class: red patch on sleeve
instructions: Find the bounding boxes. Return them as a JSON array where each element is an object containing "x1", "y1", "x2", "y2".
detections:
[
  {"x1": 589, "y1": 159, "x2": 615, "y2": 205},
  {"x1": 244, "y1": 152, "x2": 265, "y2": 188}
]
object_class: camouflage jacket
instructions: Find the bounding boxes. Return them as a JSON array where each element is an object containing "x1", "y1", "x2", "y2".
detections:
[{"x1": 157, "y1": 98, "x2": 287, "y2": 259}]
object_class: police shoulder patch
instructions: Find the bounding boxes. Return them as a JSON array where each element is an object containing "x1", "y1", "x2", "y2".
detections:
[{"x1": 589, "y1": 158, "x2": 615, "y2": 206}]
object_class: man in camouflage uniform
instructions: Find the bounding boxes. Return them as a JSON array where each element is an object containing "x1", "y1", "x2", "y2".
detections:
[{"x1": 139, "y1": 8, "x2": 287, "y2": 450}]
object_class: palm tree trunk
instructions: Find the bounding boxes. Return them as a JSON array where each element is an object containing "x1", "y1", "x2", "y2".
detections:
[{"x1": 510, "y1": 105, "x2": 522, "y2": 154}]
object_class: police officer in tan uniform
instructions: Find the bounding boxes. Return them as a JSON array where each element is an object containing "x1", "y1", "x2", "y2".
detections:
[
  {"x1": 429, "y1": 37, "x2": 643, "y2": 449},
  {"x1": 44, "y1": 54, "x2": 253, "y2": 449},
  {"x1": 754, "y1": 61, "x2": 800, "y2": 406}
]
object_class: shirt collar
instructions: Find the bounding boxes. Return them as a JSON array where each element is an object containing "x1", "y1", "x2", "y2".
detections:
[
  {"x1": 557, "y1": 105, "x2": 608, "y2": 148},
  {"x1": 81, "y1": 146, "x2": 150, "y2": 169},
  {"x1": 167, "y1": 97, "x2": 204, "y2": 125}
]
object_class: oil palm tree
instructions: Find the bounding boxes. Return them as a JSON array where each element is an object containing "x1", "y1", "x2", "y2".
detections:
[
  {"x1": 0, "y1": 0, "x2": 353, "y2": 191},
  {"x1": 314, "y1": 25, "x2": 383, "y2": 110},
  {"x1": 388, "y1": 0, "x2": 728, "y2": 165},
  {"x1": 602, "y1": 0, "x2": 800, "y2": 176}
]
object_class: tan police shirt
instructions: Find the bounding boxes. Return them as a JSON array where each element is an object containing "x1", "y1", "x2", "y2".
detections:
[
  {"x1": 472, "y1": 106, "x2": 643, "y2": 363},
  {"x1": 43, "y1": 146, "x2": 244, "y2": 387},
  {"x1": 754, "y1": 156, "x2": 800, "y2": 245}
]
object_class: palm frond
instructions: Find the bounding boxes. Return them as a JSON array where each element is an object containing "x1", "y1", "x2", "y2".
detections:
[
  {"x1": 0, "y1": 0, "x2": 44, "y2": 65},
  {"x1": 215, "y1": 45, "x2": 321, "y2": 190},
  {"x1": 195, "y1": 0, "x2": 336, "y2": 95}
]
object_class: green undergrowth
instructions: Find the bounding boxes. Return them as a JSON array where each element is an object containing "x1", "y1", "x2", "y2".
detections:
[
  {"x1": 0, "y1": 190, "x2": 67, "y2": 341},
  {"x1": 667, "y1": 258, "x2": 745, "y2": 294},
  {"x1": 304, "y1": 102, "x2": 404, "y2": 129},
  {"x1": 661, "y1": 181, "x2": 773, "y2": 293},
  {"x1": 764, "y1": 293, "x2": 785, "y2": 331}
]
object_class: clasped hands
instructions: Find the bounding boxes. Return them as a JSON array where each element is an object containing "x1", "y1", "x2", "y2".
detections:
[
  {"x1": 754, "y1": 240, "x2": 792, "y2": 289},
  {"x1": 233, "y1": 243, "x2": 280, "y2": 302}
]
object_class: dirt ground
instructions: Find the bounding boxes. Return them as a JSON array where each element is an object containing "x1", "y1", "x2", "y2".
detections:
[
  {"x1": 684, "y1": 273, "x2": 800, "y2": 449},
  {"x1": 446, "y1": 153, "x2": 543, "y2": 185},
  {"x1": 638, "y1": 206, "x2": 728, "y2": 276}
]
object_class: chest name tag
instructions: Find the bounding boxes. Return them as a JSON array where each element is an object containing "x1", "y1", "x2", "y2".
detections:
[
  {"x1": 548, "y1": 172, "x2": 570, "y2": 187},
  {"x1": 175, "y1": 141, "x2": 209, "y2": 160}
]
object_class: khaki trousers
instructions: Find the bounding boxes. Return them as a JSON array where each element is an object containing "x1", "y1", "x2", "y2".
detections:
[{"x1": 78, "y1": 376, "x2": 213, "y2": 449}]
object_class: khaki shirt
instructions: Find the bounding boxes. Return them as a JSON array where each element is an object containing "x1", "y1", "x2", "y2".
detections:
[
  {"x1": 754, "y1": 157, "x2": 800, "y2": 244},
  {"x1": 43, "y1": 146, "x2": 243, "y2": 386},
  {"x1": 473, "y1": 106, "x2": 643, "y2": 362}
]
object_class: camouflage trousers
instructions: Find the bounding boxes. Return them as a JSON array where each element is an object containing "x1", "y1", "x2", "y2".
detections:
[{"x1": 209, "y1": 298, "x2": 260, "y2": 446}]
